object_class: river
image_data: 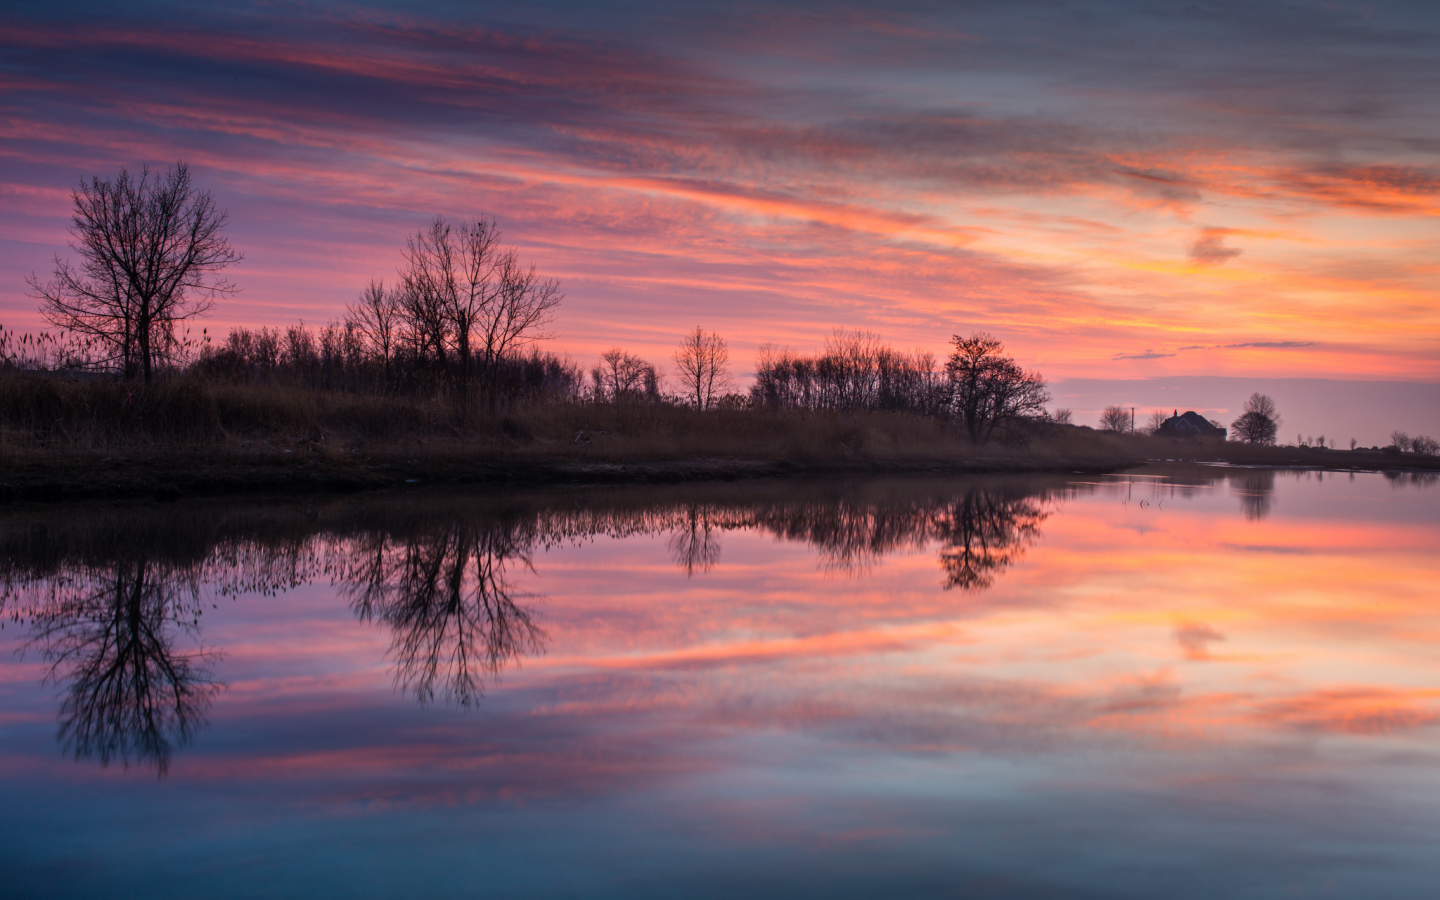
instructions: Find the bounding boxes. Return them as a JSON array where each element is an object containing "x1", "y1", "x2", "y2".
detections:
[{"x1": 2, "y1": 466, "x2": 1437, "y2": 898}]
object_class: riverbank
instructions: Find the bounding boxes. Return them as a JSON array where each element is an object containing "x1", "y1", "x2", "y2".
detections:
[
  {"x1": 2, "y1": 376, "x2": 1435, "y2": 503},
  {"x1": 0, "y1": 446, "x2": 1129, "y2": 504},
  {"x1": 1, "y1": 438, "x2": 1434, "y2": 504}
]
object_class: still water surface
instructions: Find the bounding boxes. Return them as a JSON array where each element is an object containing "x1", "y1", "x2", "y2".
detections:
[{"x1": 1, "y1": 466, "x2": 1438, "y2": 898}]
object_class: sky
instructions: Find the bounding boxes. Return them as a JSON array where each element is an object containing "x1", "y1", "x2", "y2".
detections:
[{"x1": 2, "y1": 0, "x2": 1438, "y2": 437}]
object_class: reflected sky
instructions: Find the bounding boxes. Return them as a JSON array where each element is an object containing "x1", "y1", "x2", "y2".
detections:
[{"x1": 2, "y1": 467, "x2": 1439, "y2": 898}]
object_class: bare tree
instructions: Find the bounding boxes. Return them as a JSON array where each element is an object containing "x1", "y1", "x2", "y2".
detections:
[
  {"x1": 391, "y1": 215, "x2": 561, "y2": 390},
  {"x1": 1145, "y1": 410, "x2": 1169, "y2": 434},
  {"x1": 346, "y1": 280, "x2": 401, "y2": 377},
  {"x1": 592, "y1": 349, "x2": 658, "y2": 404},
  {"x1": 1231, "y1": 393, "x2": 1281, "y2": 445},
  {"x1": 1099, "y1": 405, "x2": 1131, "y2": 433},
  {"x1": 1412, "y1": 435, "x2": 1439, "y2": 457},
  {"x1": 673, "y1": 327, "x2": 732, "y2": 410},
  {"x1": 21, "y1": 558, "x2": 220, "y2": 774},
  {"x1": 475, "y1": 248, "x2": 562, "y2": 396},
  {"x1": 751, "y1": 335, "x2": 945, "y2": 415},
  {"x1": 1390, "y1": 431, "x2": 1411, "y2": 452},
  {"x1": 452, "y1": 218, "x2": 503, "y2": 377},
  {"x1": 945, "y1": 333, "x2": 1049, "y2": 444},
  {"x1": 397, "y1": 217, "x2": 457, "y2": 368},
  {"x1": 27, "y1": 163, "x2": 240, "y2": 382}
]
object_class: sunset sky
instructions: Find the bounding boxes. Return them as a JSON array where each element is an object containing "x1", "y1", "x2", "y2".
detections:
[{"x1": 2, "y1": 1, "x2": 1437, "y2": 436}]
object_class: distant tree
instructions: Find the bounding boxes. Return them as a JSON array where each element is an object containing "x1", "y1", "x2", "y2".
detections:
[
  {"x1": 1413, "y1": 435, "x2": 1439, "y2": 457},
  {"x1": 1391, "y1": 431, "x2": 1412, "y2": 452},
  {"x1": 592, "y1": 349, "x2": 658, "y2": 404},
  {"x1": 474, "y1": 245, "x2": 562, "y2": 397},
  {"x1": 673, "y1": 327, "x2": 732, "y2": 410},
  {"x1": 27, "y1": 163, "x2": 240, "y2": 382},
  {"x1": 346, "y1": 280, "x2": 401, "y2": 378},
  {"x1": 1145, "y1": 410, "x2": 1169, "y2": 435},
  {"x1": 1230, "y1": 393, "x2": 1281, "y2": 445},
  {"x1": 451, "y1": 217, "x2": 503, "y2": 377},
  {"x1": 1051, "y1": 408, "x2": 1073, "y2": 425},
  {"x1": 944, "y1": 333, "x2": 1049, "y2": 444},
  {"x1": 396, "y1": 217, "x2": 456, "y2": 368},
  {"x1": 751, "y1": 333, "x2": 946, "y2": 415},
  {"x1": 1099, "y1": 405, "x2": 1131, "y2": 433},
  {"x1": 394, "y1": 216, "x2": 561, "y2": 391}
]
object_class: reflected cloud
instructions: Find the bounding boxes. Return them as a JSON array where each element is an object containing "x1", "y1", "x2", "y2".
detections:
[
  {"x1": 0, "y1": 475, "x2": 1063, "y2": 773},
  {"x1": 1175, "y1": 622, "x2": 1225, "y2": 661}
]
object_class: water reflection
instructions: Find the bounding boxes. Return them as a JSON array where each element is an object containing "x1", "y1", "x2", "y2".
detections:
[
  {"x1": 337, "y1": 521, "x2": 546, "y2": 708},
  {"x1": 0, "y1": 510, "x2": 317, "y2": 773},
  {"x1": 669, "y1": 505, "x2": 722, "y2": 576},
  {"x1": 13, "y1": 468, "x2": 1386, "y2": 773},
  {"x1": 935, "y1": 490, "x2": 1049, "y2": 590},
  {"x1": 26, "y1": 558, "x2": 218, "y2": 774},
  {"x1": 1384, "y1": 470, "x2": 1439, "y2": 488},
  {"x1": 4, "y1": 468, "x2": 1440, "y2": 897},
  {"x1": 0, "y1": 479, "x2": 1068, "y2": 771},
  {"x1": 1231, "y1": 468, "x2": 1276, "y2": 520}
]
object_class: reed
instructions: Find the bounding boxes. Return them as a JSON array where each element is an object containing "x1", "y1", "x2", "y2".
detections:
[{"x1": 0, "y1": 370, "x2": 1132, "y2": 467}]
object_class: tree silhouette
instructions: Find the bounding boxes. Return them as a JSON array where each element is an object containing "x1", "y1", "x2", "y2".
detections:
[
  {"x1": 946, "y1": 333, "x2": 1049, "y2": 444},
  {"x1": 27, "y1": 163, "x2": 240, "y2": 382},
  {"x1": 338, "y1": 521, "x2": 546, "y2": 708},
  {"x1": 1230, "y1": 393, "x2": 1281, "y2": 445},
  {"x1": 669, "y1": 505, "x2": 722, "y2": 576},
  {"x1": 935, "y1": 490, "x2": 1048, "y2": 591},
  {"x1": 25, "y1": 559, "x2": 220, "y2": 774},
  {"x1": 1099, "y1": 405, "x2": 1131, "y2": 433},
  {"x1": 1231, "y1": 469, "x2": 1276, "y2": 520},
  {"x1": 673, "y1": 327, "x2": 732, "y2": 410}
]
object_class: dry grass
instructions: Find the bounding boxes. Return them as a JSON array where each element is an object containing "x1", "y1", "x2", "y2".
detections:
[
  {"x1": 0, "y1": 372, "x2": 1142, "y2": 470},
  {"x1": 9, "y1": 373, "x2": 1426, "y2": 482}
]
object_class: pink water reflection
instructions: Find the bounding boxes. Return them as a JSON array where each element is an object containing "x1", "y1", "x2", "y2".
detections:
[{"x1": 1, "y1": 467, "x2": 1438, "y2": 896}]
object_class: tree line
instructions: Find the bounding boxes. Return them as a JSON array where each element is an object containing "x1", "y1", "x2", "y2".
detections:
[
  {"x1": 748, "y1": 330, "x2": 1052, "y2": 442},
  {"x1": 20, "y1": 162, "x2": 1074, "y2": 445},
  {"x1": 21, "y1": 161, "x2": 1433, "y2": 457}
]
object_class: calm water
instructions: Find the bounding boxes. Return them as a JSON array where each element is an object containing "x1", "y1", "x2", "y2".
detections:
[{"x1": 1, "y1": 466, "x2": 1438, "y2": 899}]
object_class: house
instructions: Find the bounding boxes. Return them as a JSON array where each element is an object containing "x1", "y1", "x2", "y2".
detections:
[{"x1": 1156, "y1": 410, "x2": 1226, "y2": 440}]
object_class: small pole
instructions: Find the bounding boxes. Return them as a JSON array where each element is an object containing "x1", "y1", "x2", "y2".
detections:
[{"x1": 1131, "y1": 407, "x2": 1135, "y2": 434}]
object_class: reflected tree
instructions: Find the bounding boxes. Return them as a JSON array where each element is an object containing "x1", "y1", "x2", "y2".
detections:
[
  {"x1": 747, "y1": 499, "x2": 934, "y2": 574},
  {"x1": 22, "y1": 558, "x2": 220, "y2": 774},
  {"x1": 0, "y1": 507, "x2": 331, "y2": 773},
  {"x1": 1383, "y1": 470, "x2": 1439, "y2": 489},
  {"x1": 1232, "y1": 469, "x2": 1276, "y2": 520},
  {"x1": 669, "y1": 505, "x2": 722, "y2": 576},
  {"x1": 735, "y1": 485, "x2": 1051, "y2": 589},
  {"x1": 935, "y1": 490, "x2": 1048, "y2": 591},
  {"x1": 337, "y1": 521, "x2": 546, "y2": 707}
]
